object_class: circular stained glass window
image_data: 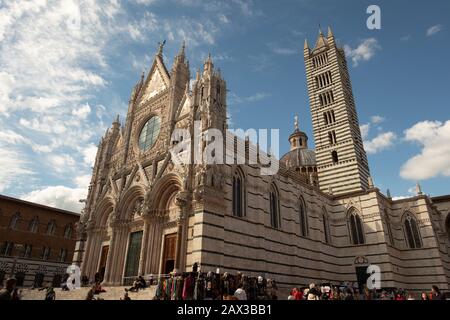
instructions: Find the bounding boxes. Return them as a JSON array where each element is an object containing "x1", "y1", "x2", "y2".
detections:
[{"x1": 138, "y1": 116, "x2": 161, "y2": 151}]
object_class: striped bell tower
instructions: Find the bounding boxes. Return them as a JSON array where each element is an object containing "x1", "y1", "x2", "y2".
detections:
[{"x1": 304, "y1": 27, "x2": 370, "y2": 195}]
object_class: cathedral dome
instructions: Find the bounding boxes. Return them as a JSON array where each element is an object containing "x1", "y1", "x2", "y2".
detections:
[
  {"x1": 280, "y1": 116, "x2": 318, "y2": 186},
  {"x1": 281, "y1": 147, "x2": 316, "y2": 168}
]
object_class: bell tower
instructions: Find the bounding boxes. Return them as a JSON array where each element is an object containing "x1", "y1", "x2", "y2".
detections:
[{"x1": 304, "y1": 27, "x2": 370, "y2": 195}]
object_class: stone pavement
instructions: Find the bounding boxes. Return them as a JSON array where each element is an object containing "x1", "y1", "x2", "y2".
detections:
[{"x1": 20, "y1": 285, "x2": 156, "y2": 300}]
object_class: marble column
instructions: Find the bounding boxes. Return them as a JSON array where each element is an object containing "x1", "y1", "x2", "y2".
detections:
[
  {"x1": 138, "y1": 220, "x2": 150, "y2": 276},
  {"x1": 101, "y1": 227, "x2": 116, "y2": 285}
]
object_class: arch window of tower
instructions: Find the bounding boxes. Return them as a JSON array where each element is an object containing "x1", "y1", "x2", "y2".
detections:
[
  {"x1": 323, "y1": 110, "x2": 336, "y2": 125},
  {"x1": 216, "y1": 83, "x2": 221, "y2": 102},
  {"x1": 313, "y1": 52, "x2": 328, "y2": 68},
  {"x1": 403, "y1": 212, "x2": 422, "y2": 249},
  {"x1": 298, "y1": 197, "x2": 308, "y2": 237},
  {"x1": 318, "y1": 90, "x2": 335, "y2": 107},
  {"x1": 315, "y1": 71, "x2": 333, "y2": 89},
  {"x1": 328, "y1": 130, "x2": 337, "y2": 145},
  {"x1": 331, "y1": 151, "x2": 339, "y2": 164},
  {"x1": 348, "y1": 208, "x2": 365, "y2": 245},
  {"x1": 269, "y1": 184, "x2": 281, "y2": 229}
]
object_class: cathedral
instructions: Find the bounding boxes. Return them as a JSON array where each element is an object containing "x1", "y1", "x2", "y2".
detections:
[{"x1": 73, "y1": 28, "x2": 450, "y2": 293}]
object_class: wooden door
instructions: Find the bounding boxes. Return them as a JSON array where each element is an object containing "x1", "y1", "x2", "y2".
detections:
[{"x1": 162, "y1": 233, "x2": 177, "y2": 274}]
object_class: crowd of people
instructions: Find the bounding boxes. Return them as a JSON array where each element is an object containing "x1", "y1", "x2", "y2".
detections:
[
  {"x1": 287, "y1": 283, "x2": 448, "y2": 301},
  {"x1": 153, "y1": 271, "x2": 278, "y2": 300},
  {"x1": 0, "y1": 274, "x2": 447, "y2": 301}
]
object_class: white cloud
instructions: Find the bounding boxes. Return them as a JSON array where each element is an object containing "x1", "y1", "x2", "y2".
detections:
[
  {"x1": 344, "y1": 38, "x2": 381, "y2": 67},
  {"x1": 72, "y1": 103, "x2": 91, "y2": 119},
  {"x1": 0, "y1": 0, "x2": 234, "y2": 202},
  {"x1": 400, "y1": 120, "x2": 450, "y2": 180},
  {"x1": 81, "y1": 144, "x2": 99, "y2": 166},
  {"x1": 272, "y1": 47, "x2": 298, "y2": 55},
  {"x1": 400, "y1": 35, "x2": 412, "y2": 41},
  {"x1": 364, "y1": 132, "x2": 397, "y2": 154},
  {"x1": 48, "y1": 154, "x2": 77, "y2": 173},
  {"x1": 74, "y1": 174, "x2": 92, "y2": 189},
  {"x1": 426, "y1": 24, "x2": 443, "y2": 37},
  {"x1": 218, "y1": 14, "x2": 230, "y2": 24},
  {"x1": 0, "y1": 145, "x2": 34, "y2": 192},
  {"x1": 361, "y1": 116, "x2": 396, "y2": 154},
  {"x1": 21, "y1": 186, "x2": 86, "y2": 213},
  {"x1": 229, "y1": 92, "x2": 270, "y2": 105},
  {"x1": 370, "y1": 115, "x2": 385, "y2": 124},
  {"x1": 360, "y1": 123, "x2": 370, "y2": 140}
]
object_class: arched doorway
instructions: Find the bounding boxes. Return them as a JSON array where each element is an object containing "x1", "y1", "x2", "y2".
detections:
[{"x1": 150, "y1": 174, "x2": 184, "y2": 275}]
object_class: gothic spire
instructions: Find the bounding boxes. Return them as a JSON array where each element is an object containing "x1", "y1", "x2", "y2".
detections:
[
  {"x1": 304, "y1": 38, "x2": 309, "y2": 50},
  {"x1": 203, "y1": 53, "x2": 214, "y2": 72},
  {"x1": 157, "y1": 40, "x2": 166, "y2": 57},
  {"x1": 416, "y1": 182, "x2": 423, "y2": 195},
  {"x1": 327, "y1": 26, "x2": 334, "y2": 38}
]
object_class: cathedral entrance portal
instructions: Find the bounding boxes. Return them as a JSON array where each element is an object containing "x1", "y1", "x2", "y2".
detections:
[
  {"x1": 162, "y1": 233, "x2": 177, "y2": 274},
  {"x1": 98, "y1": 245, "x2": 109, "y2": 282},
  {"x1": 124, "y1": 231, "x2": 143, "y2": 285},
  {"x1": 355, "y1": 266, "x2": 370, "y2": 291}
]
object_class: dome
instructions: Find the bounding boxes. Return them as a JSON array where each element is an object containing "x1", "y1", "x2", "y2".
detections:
[{"x1": 281, "y1": 148, "x2": 316, "y2": 168}]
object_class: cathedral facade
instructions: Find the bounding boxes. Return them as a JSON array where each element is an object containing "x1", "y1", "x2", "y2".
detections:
[{"x1": 74, "y1": 29, "x2": 450, "y2": 293}]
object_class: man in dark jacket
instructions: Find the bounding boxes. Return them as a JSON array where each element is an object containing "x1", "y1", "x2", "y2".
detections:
[
  {"x1": 0, "y1": 278, "x2": 17, "y2": 300},
  {"x1": 431, "y1": 285, "x2": 445, "y2": 300}
]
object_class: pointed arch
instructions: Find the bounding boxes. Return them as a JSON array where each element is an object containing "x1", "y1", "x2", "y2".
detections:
[
  {"x1": 117, "y1": 185, "x2": 146, "y2": 221},
  {"x1": 383, "y1": 210, "x2": 395, "y2": 246},
  {"x1": 298, "y1": 196, "x2": 308, "y2": 237},
  {"x1": 93, "y1": 196, "x2": 115, "y2": 228},
  {"x1": 28, "y1": 216, "x2": 39, "y2": 233},
  {"x1": 64, "y1": 223, "x2": 73, "y2": 239},
  {"x1": 149, "y1": 173, "x2": 183, "y2": 212},
  {"x1": 232, "y1": 167, "x2": 246, "y2": 218},
  {"x1": 403, "y1": 211, "x2": 422, "y2": 249},
  {"x1": 348, "y1": 207, "x2": 365, "y2": 245},
  {"x1": 269, "y1": 183, "x2": 281, "y2": 229},
  {"x1": 46, "y1": 220, "x2": 57, "y2": 236},
  {"x1": 9, "y1": 212, "x2": 21, "y2": 230},
  {"x1": 322, "y1": 207, "x2": 331, "y2": 244}
]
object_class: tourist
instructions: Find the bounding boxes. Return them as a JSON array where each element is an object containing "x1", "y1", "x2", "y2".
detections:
[
  {"x1": 431, "y1": 285, "x2": 445, "y2": 300},
  {"x1": 45, "y1": 286, "x2": 56, "y2": 301},
  {"x1": 421, "y1": 292, "x2": 430, "y2": 300},
  {"x1": 85, "y1": 286, "x2": 96, "y2": 300},
  {"x1": 407, "y1": 293, "x2": 415, "y2": 300},
  {"x1": 234, "y1": 284, "x2": 247, "y2": 300},
  {"x1": 11, "y1": 288, "x2": 22, "y2": 300},
  {"x1": 293, "y1": 287, "x2": 303, "y2": 300},
  {"x1": 344, "y1": 288, "x2": 354, "y2": 300},
  {"x1": 306, "y1": 283, "x2": 320, "y2": 300},
  {"x1": 93, "y1": 281, "x2": 106, "y2": 294},
  {"x1": 288, "y1": 289, "x2": 295, "y2": 300},
  {"x1": 121, "y1": 291, "x2": 131, "y2": 300},
  {"x1": 128, "y1": 276, "x2": 147, "y2": 292}
]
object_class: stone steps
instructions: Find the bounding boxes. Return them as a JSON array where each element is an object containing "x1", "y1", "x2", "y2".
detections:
[{"x1": 20, "y1": 285, "x2": 156, "y2": 300}]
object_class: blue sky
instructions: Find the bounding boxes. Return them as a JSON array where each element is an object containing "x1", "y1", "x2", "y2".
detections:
[{"x1": 0, "y1": 0, "x2": 449, "y2": 212}]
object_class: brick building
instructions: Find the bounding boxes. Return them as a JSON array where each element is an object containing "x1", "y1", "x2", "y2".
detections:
[{"x1": 0, "y1": 194, "x2": 79, "y2": 288}]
